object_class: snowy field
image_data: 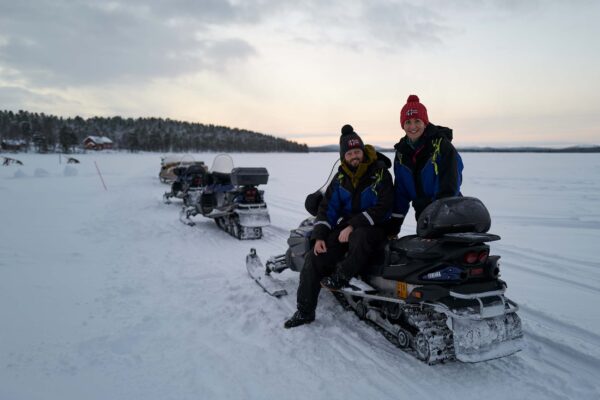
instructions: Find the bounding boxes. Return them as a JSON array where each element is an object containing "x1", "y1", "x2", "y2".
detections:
[{"x1": 1, "y1": 151, "x2": 599, "y2": 400}]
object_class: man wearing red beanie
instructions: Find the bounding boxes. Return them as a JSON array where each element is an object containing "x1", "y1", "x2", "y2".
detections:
[{"x1": 387, "y1": 95, "x2": 464, "y2": 236}]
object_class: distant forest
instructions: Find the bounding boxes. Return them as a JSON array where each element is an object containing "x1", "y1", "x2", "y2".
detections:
[{"x1": 0, "y1": 110, "x2": 308, "y2": 153}]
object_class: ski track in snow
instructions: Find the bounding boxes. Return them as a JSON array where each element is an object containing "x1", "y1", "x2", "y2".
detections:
[
  {"x1": 498, "y1": 244, "x2": 600, "y2": 286},
  {"x1": 265, "y1": 193, "x2": 308, "y2": 220},
  {"x1": 501, "y1": 251, "x2": 600, "y2": 294},
  {"x1": 1, "y1": 152, "x2": 600, "y2": 400}
]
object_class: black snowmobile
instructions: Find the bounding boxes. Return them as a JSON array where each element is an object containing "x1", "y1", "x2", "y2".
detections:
[
  {"x1": 163, "y1": 162, "x2": 208, "y2": 204},
  {"x1": 181, "y1": 154, "x2": 270, "y2": 240},
  {"x1": 246, "y1": 193, "x2": 523, "y2": 364}
]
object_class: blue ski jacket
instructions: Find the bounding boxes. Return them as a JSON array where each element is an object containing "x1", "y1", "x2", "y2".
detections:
[
  {"x1": 389, "y1": 123, "x2": 463, "y2": 235},
  {"x1": 312, "y1": 145, "x2": 394, "y2": 241}
]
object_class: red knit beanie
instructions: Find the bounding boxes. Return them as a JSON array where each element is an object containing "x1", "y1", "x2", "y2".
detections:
[{"x1": 400, "y1": 95, "x2": 429, "y2": 126}]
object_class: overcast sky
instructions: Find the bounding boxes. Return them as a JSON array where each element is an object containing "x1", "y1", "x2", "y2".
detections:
[{"x1": 1, "y1": 0, "x2": 599, "y2": 147}]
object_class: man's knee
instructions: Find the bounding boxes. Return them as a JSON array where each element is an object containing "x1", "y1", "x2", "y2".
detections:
[
  {"x1": 349, "y1": 227, "x2": 384, "y2": 249},
  {"x1": 349, "y1": 227, "x2": 374, "y2": 245},
  {"x1": 306, "y1": 252, "x2": 329, "y2": 276}
]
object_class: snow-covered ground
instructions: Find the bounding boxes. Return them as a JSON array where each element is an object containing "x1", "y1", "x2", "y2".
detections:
[{"x1": 1, "y1": 152, "x2": 599, "y2": 400}]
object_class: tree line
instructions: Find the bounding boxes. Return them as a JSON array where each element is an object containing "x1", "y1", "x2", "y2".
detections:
[{"x1": 0, "y1": 110, "x2": 308, "y2": 153}]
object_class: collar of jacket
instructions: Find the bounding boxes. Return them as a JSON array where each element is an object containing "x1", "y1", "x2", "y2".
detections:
[
  {"x1": 340, "y1": 144, "x2": 377, "y2": 188},
  {"x1": 394, "y1": 123, "x2": 454, "y2": 153}
]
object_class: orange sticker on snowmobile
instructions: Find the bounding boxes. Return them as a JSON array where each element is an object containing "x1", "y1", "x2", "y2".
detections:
[{"x1": 397, "y1": 282, "x2": 408, "y2": 299}]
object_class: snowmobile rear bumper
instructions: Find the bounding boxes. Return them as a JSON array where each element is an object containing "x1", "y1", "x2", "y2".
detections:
[
  {"x1": 236, "y1": 204, "x2": 270, "y2": 227},
  {"x1": 451, "y1": 313, "x2": 523, "y2": 362}
]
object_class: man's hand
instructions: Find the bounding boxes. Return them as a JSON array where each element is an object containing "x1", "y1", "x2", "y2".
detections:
[
  {"x1": 314, "y1": 239, "x2": 327, "y2": 255},
  {"x1": 338, "y1": 226, "x2": 354, "y2": 243}
]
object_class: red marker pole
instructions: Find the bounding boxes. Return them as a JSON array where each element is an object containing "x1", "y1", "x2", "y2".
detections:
[{"x1": 94, "y1": 161, "x2": 108, "y2": 191}]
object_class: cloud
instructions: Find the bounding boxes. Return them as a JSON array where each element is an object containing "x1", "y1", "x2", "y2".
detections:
[
  {"x1": 361, "y1": 1, "x2": 450, "y2": 49},
  {"x1": 0, "y1": 85, "x2": 77, "y2": 109},
  {"x1": 259, "y1": 1, "x2": 457, "y2": 52},
  {"x1": 0, "y1": 0, "x2": 475, "y2": 89},
  {"x1": 0, "y1": 0, "x2": 257, "y2": 86},
  {"x1": 0, "y1": 0, "x2": 574, "y2": 95}
]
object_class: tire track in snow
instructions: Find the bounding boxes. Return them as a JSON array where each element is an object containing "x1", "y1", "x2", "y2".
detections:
[
  {"x1": 499, "y1": 247, "x2": 600, "y2": 294},
  {"x1": 495, "y1": 215, "x2": 600, "y2": 230},
  {"x1": 501, "y1": 244, "x2": 599, "y2": 270},
  {"x1": 281, "y1": 294, "x2": 592, "y2": 400},
  {"x1": 289, "y1": 289, "x2": 600, "y2": 400},
  {"x1": 518, "y1": 304, "x2": 600, "y2": 378},
  {"x1": 257, "y1": 288, "x2": 433, "y2": 398},
  {"x1": 524, "y1": 330, "x2": 600, "y2": 371},
  {"x1": 262, "y1": 224, "x2": 292, "y2": 241},
  {"x1": 520, "y1": 305, "x2": 600, "y2": 347},
  {"x1": 264, "y1": 194, "x2": 306, "y2": 217},
  {"x1": 256, "y1": 225, "x2": 293, "y2": 250}
]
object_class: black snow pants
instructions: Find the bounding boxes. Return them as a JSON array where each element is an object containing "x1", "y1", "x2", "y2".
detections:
[{"x1": 296, "y1": 225, "x2": 386, "y2": 315}]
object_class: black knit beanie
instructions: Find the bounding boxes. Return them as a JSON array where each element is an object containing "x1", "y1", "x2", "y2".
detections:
[{"x1": 339, "y1": 124, "x2": 365, "y2": 159}]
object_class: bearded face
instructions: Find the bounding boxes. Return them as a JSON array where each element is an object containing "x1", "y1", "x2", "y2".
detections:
[{"x1": 344, "y1": 148, "x2": 364, "y2": 167}]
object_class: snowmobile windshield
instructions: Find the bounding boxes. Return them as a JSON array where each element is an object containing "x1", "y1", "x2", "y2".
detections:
[{"x1": 211, "y1": 154, "x2": 234, "y2": 174}]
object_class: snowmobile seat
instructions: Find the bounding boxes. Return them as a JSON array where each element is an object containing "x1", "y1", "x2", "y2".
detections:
[
  {"x1": 173, "y1": 166, "x2": 187, "y2": 177},
  {"x1": 389, "y1": 236, "x2": 445, "y2": 260},
  {"x1": 184, "y1": 164, "x2": 207, "y2": 175},
  {"x1": 211, "y1": 171, "x2": 232, "y2": 185},
  {"x1": 183, "y1": 165, "x2": 209, "y2": 187},
  {"x1": 210, "y1": 154, "x2": 234, "y2": 185},
  {"x1": 359, "y1": 239, "x2": 390, "y2": 276}
]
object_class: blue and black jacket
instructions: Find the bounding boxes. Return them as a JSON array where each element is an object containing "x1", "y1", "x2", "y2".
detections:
[
  {"x1": 312, "y1": 145, "x2": 394, "y2": 241},
  {"x1": 389, "y1": 123, "x2": 463, "y2": 235}
]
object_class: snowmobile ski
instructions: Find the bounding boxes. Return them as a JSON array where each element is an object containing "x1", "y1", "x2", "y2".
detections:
[
  {"x1": 246, "y1": 248, "x2": 287, "y2": 297},
  {"x1": 179, "y1": 206, "x2": 197, "y2": 226}
]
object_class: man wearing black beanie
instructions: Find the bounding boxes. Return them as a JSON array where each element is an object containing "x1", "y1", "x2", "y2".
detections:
[
  {"x1": 285, "y1": 124, "x2": 394, "y2": 328},
  {"x1": 338, "y1": 123, "x2": 365, "y2": 159}
]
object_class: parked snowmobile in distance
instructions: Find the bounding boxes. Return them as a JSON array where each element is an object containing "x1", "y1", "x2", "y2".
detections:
[
  {"x1": 181, "y1": 154, "x2": 270, "y2": 240},
  {"x1": 159, "y1": 154, "x2": 198, "y2": 184},
  {"x1": 163, "y1": 162, "x2": 208, "y2": 204},
  {"x1": 246, "y1": 196, "x2": 523, "y2": 364}
]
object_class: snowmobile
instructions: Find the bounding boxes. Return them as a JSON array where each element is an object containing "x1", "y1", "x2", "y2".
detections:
[
  {"x1": 2, "y1": 156, "x2": 24, "y2": 166},
  {"x1": 246, "y1": 194, "x2": 523, "y2": 364},
  {"x1": 181, "y1": 154, "x2": 270, "y2": 240},
  {"x1": 163, "y1": 162, "x2": 208, "y2": 204},
  {"x1": 159, "y1": 154, "x2": 198, "y2": 184}
]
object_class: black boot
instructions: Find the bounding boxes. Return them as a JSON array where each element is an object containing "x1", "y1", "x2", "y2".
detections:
[
  {"x1": 320, "y1": 274, "x2": 348, "y2": 291},
  {"x1": 284, "y1": 310, "x2": 315, "y2": 329}
]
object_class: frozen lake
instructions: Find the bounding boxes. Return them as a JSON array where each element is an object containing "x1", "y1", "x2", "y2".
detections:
[{"x1": 1, "y1": 151, "x2": 599, "y2": 400}]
